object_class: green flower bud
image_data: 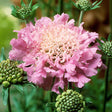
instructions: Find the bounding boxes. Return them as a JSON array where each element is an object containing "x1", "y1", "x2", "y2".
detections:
[
  {"x1": 18, "y1": 77, "x2": 23, "y2": 83},
  {"x1": 11, "y1": 0, "x2": 39, "y2": 21},
  {"x1": 7, "y1": 77, "x2": 12, "y2": 82},
  {"x1": 102, "y1": 41, "x2": 112, "y2": 57},
  {"x1": 76, "y1": 0, "x2": 92, "y2": 11},
  {"x1": 12, "y1": 75, "x2": 16, "y2": 79},
  {"x1": 12, "y1": 79, "x2": 17, "y2": 84},
  {"x1": 0, "y1": 59, "x2": 24, "y2": 87},
  {"x1": 55, "y1": 90, "x2": 85, "y2": 112},
  {"x1": 3, "y1": 81, "x2": 10, "y2": 88}
]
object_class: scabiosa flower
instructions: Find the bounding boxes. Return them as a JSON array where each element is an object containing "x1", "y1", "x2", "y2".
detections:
[{"x1": 9, "y1": 13, "x2": 102, "y2": 93}]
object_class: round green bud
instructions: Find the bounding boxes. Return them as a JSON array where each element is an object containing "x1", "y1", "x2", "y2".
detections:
[
  {"x1": 12, "y1": 75, "x2": 16, "y2": 79},
  {"x1": 55, "y1": 90, "x2": 85, "y2": 112},
  {"x1": 12, "y1": 79, "x2": 17, "y2": 84},
  {"x1": 76, "y1": 0, "x2": 91, "y2": 10},
  {"x1": 18, "y1": 77, "x2": 23, "y2": 83},
  {"x1": 7, "y1": 77, "x2": 12, "y2": 82},
  {"x1": 3, "y1": 81, "x2": 10, "y2": 88},
  {"x1": 102, "y1": 41, "x2": 112, "y2": 57},
  {"x1": 17, "y1": 73, "x2": 21, "y2": 78},
  {"x1": 2, "y1": 77, "x2": 6, "y2": 81}
]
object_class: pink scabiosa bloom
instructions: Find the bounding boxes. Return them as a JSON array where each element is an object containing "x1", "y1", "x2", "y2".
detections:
[{"x1": 9, "y1": 13, "x2": 102, "y2": 93}]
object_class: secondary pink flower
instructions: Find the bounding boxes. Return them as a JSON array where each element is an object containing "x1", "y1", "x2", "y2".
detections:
[{"x1": 9, "y1": 13, "x2": 102, "y2": 93}]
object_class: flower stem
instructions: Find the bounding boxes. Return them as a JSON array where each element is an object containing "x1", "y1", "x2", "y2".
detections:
[
  {"x1": 103, "y1": 57, "x2": 109, "y2": 112},
  {"x1": 8, "y1": 88, "x2": 11, "y2": 112},
  {"x1": 59, "y1": 0, "x2": 64, "y2": 14},
  {"x1": 78, "y1": 10, "x2": 84, "y2": 26}
]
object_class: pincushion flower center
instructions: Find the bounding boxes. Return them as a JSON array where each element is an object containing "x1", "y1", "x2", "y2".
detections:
[{"x1": 40, "y1": 25, "x2": 79, "y2": 63}]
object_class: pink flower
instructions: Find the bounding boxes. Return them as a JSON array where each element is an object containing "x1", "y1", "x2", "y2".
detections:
[{"x1": 9, "y1": 13, "x2": 102, "y2": 93}]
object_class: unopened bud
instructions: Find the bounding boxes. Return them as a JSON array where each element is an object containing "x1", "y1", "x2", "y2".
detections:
[{"x1": 3, "y1": 81, "x2": 10, "y2": 88}]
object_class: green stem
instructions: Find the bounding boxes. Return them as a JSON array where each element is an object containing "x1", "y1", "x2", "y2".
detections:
[
  {"x1": 47, "y1": 0, "x2": 52, "y2": 17},
  {"x1": 78, "y1": 10, "x2": 84, "y2": 26},
  {"x1": 8, "y1": 88, "x2": 11, "y2": 112},
  {"x1": 59, "y1": 0, "x2": 64, "y2": 14},
  {"x1": 103, "y1": 57, "x2": 109, "y2": 112}
]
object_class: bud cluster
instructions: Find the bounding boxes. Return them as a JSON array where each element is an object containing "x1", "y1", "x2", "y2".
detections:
[
  {"x1": 17, "y1": 6, "x2": 32, "y2": 20},
  {"x1": 11, "y1": 0, "x2": 39, "y2": 21},
  {"x1": 76, "y1": 0, "x2": 92, "y2": 11},
  {"x1": 55, "y1": 90, "x2": 85, "y2": 112},
  {"x1": 0, "y1": 59, "x2": 23, "y2": 88},
  {"x1": 102, "y1": 41, "x2": 112, "y2": 57}
]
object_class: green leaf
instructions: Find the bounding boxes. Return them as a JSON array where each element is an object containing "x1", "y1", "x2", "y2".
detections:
[
  {"x1": 11, "y1": 5, "x2": 17, "y2": 13},
  {"x1": 0, "y1": 47, "x2": 6, "y2": 62},
  {"x1": 91, "y1": 0, "x2": 102, "y2": 10},
  {"x1": 2, "y1": 87, "x2": 9, "y2": 105},
  {"x1": 29, "y1": 0, "x2": 33, "y2": 8},
  {"x1": 13, "y1": 97, "x2": 24, "y2": 112},
  {"x1": 96, "y1": 39, "x2": 103, "y2": 45},
  {"x1": 21, "y1": 0, "x2": 26, "y2": 7},
  {"x1": 14, "y1": 84, "x2": 24, "y2": 94},
  {"x1": 101, "y1": 37, "x2": 106, "y2": 42},
  {"x1": 25, "y1": 82, "x2": 37, "y2": 88},
  {"x1": 32, "y1": 4, "x2": 39, "y2": 12},
  {"x1": 46, "y1": 102, "x2": 55, "y2": 107},
  {"x1": 92, "y1": 1, "x2": 98, "y2": 6},
  {"x1": 58, "y1": 87, "x2": 63, "y2": 94},
  {"x1": 95, "y1": 0, "x2": 103, "y2": 7},
  {"x1": 108, "y1": 33, "x2": 112, "y2": 41},
  {"x1": 72, "y1": 1, "x2": 78, "y2": 9}
]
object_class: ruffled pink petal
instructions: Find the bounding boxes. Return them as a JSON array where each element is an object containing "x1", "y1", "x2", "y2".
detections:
[{"x1": 54, "y1": 13, "x2": 69, "y2": 24}]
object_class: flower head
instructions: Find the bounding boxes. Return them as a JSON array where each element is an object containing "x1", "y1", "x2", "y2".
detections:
[
  {"x1": 101, "y1": 41, "x2": 112, "y2": 57},
  {"x1": 73, "y1": 0, "x2": 103, "y2": 11},
  {"x1": 55, "y1": 90, "x2": 85, "y2": 112},
  {"x1": 9, "y1": 13, "x2": 102, "y2": 93},
  {"x1": 11, "y1": 0, "x2": 39, "y2": 20},
  {"x1": 0, "y1": 59, "x2": 23, "y2": 88}
]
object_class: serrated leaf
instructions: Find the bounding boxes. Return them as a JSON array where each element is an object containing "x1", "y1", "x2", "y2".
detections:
[
  {"x1": 14, "y1": 84, "x2": 24, "y2": 94},
  {"x1": 0, "y1": 47, "x2": 6, "y2": 62},
  {"x1": 2, "y1": 87, "x2": 9, "y2": 105}
]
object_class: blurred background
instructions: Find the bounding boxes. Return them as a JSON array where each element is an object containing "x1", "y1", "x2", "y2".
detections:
[{"x1": 0, "y1": 0, "x2": 111, "y2": 112}]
